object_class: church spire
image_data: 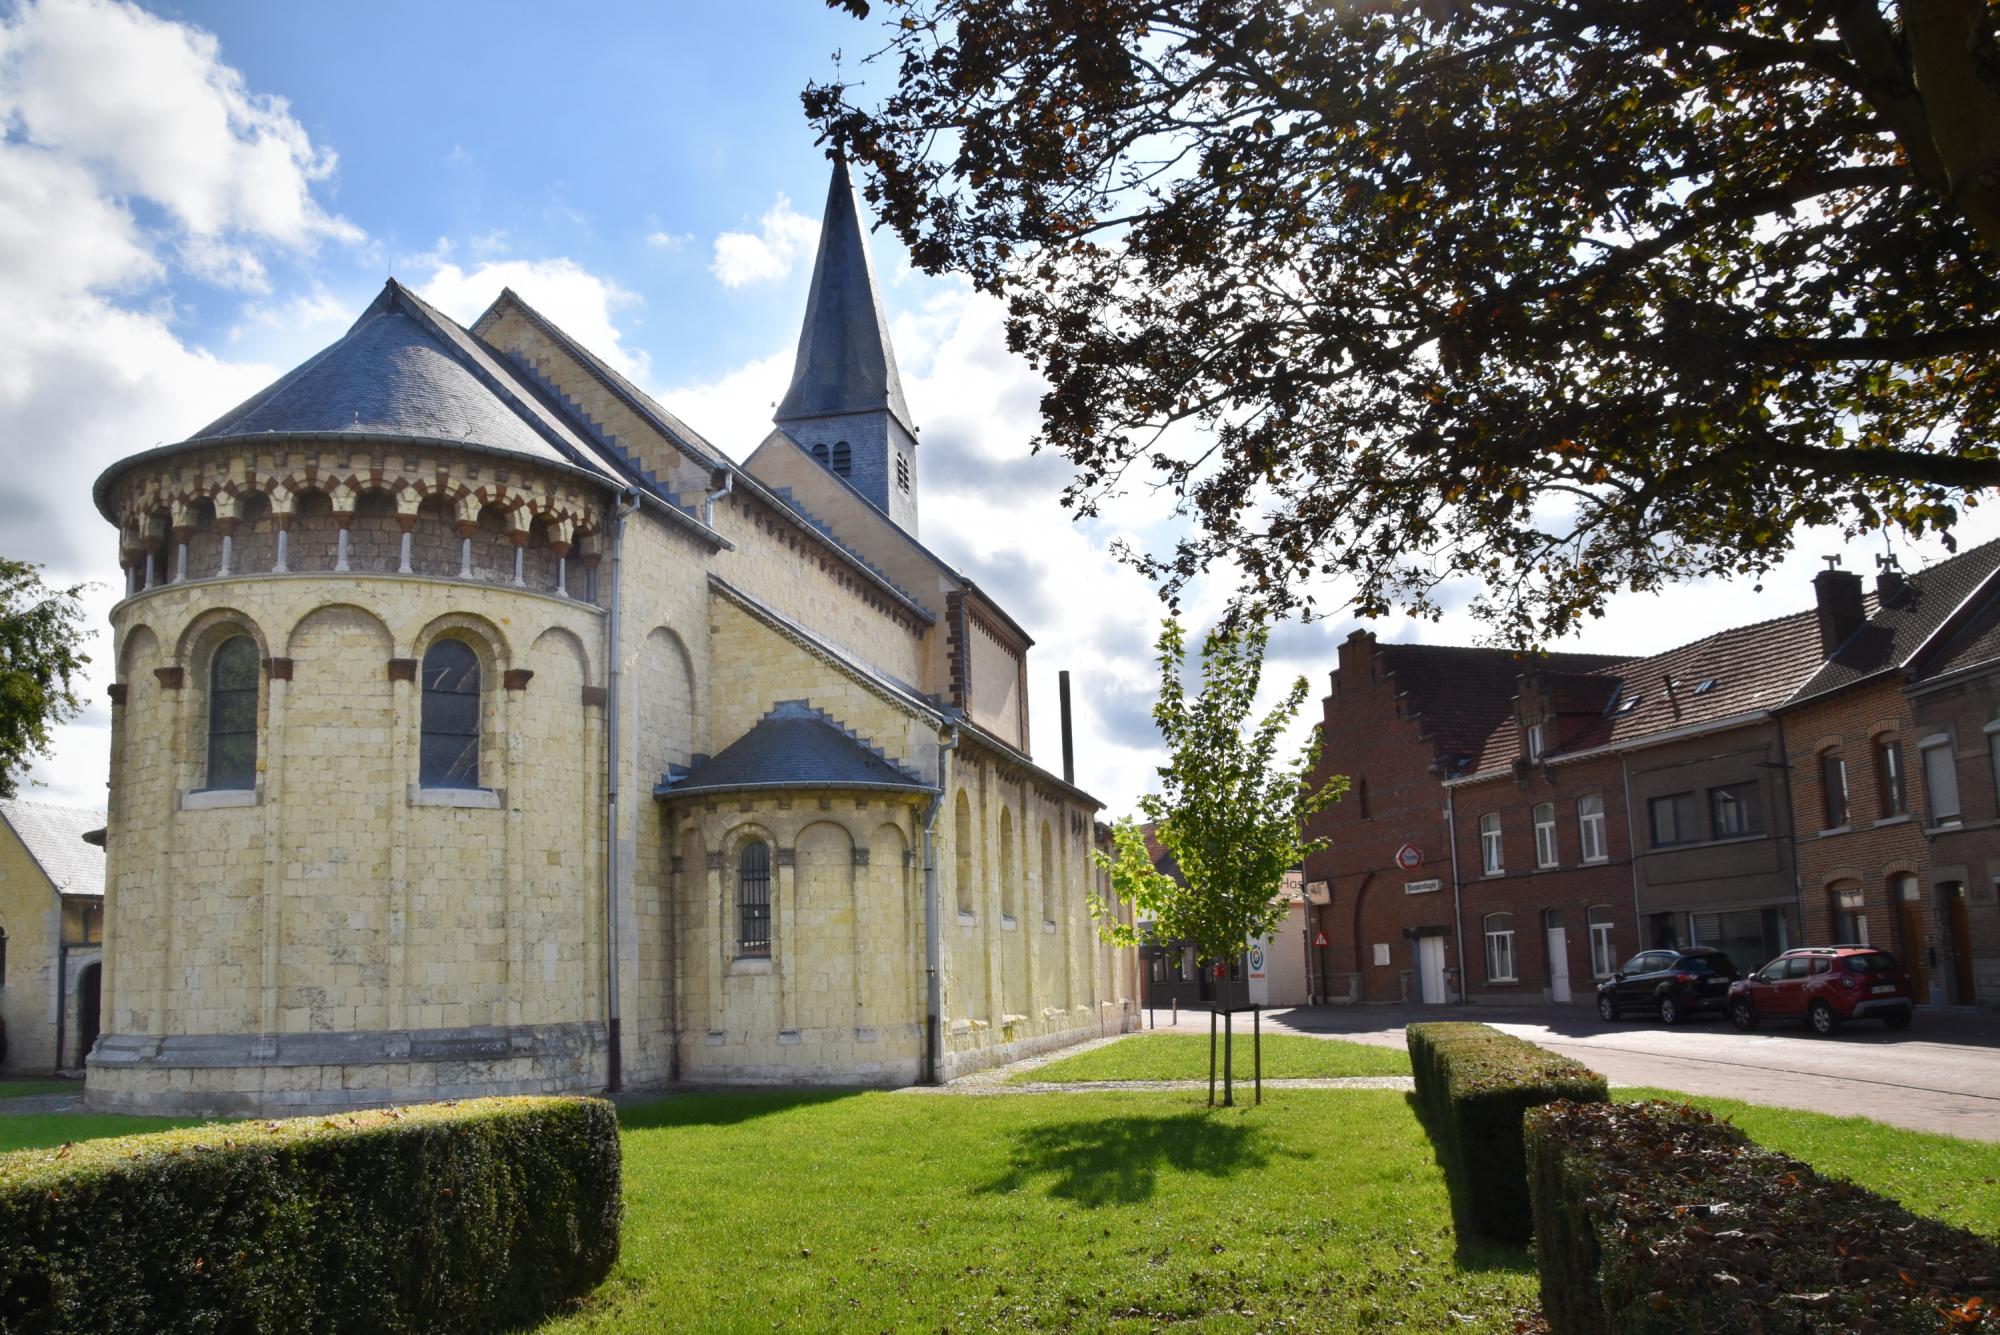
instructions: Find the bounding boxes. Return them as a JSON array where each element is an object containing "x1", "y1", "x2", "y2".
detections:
[{"x1": 774, "y1": 154, "x2": 920, "y2": 533}]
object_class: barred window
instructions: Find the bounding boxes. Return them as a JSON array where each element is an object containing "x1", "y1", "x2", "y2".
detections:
[
  {"x1": 205, "y1": 635, "x2": 259, "y2": 790},
  {"x1": 738, "y1": 840, "x2": 772, "y2": 957},
  {"x1": 420, "y1": 639, "x2": 481, "y2": 788},
  {"x1": 896, "y1": 454, "x2": 911, "y2": 493}
]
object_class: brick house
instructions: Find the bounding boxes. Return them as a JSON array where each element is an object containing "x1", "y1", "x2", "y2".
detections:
[
  {"x1": 1781, "y1": 542, "x2": 2000, "y2": 1012},
  {"x1": 1302, "y1": 633, "x2": 1620, "y2": 1005},
  {"x1": 1904, "y1": 592, "x2": 2000, "y2": 1008}
]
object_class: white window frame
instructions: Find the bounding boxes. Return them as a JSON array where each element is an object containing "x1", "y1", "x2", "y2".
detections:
[
  {"x1": 1577, "y1": 794, "x2": 1607, "y2": 863},
  {"x1": 1479, "y1": 813, "x2": 1503, "y2": 876},
  {"x1": 1533, "y1": 802, "x2": 1557, "y2": 868},
  {"x1": 1920, "y1": 733, "x2": 1961, "y2": 827},
  {"x1": 1484, "y1": 916, "x2": 1517, "y2": 982},
  {"x1": 1985, "y1": 719, "x2": 2000, "y2": 819},
  {"x1": 1588, "y1": 910, "x2": 1616, "y2": 979},
  {"x1": 1526, "y1": 723, "x2": 1544, "y2": 762}
]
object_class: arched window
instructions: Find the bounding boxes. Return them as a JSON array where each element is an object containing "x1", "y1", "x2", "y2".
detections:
[
  {"x1": 1484, "y1": 912, "x2": 1516, "y2": 982},
  {"x1": 811, "y1": 442, "x2": 830, "y2": 466},
  {"x1": 999, "y1": 807, "x2": 1016, "y2": 921},
  {"x1": 831, "y1": 441, "x2": 853, "y2": 477},
  {"x1": 1040, "y1": 822, "x2": 1055, "y2": 924},
  {"x1": 0, "y1": 925, "x2": 8, "y2": 987},
  {"x1": 1533, "y1": 802, "x2": 1557, "y2": 867},
  {"x1": 1355, "y1": 777, "x2": 1370, "y2": 820},
  {"x1": 737, "y1": 840, "x2": 771, "y2": 957},
  {"x1": 1820, "y1": 749, "x2": 1849, "y2": 829},
  {"x1": 1587, "y1": 906, "x2": 1616, "y2": 978},
  {"x1": 206, "y1": 635, "x2": 259, "y2": 790},
  {"x1": 420, "y1": 639, "x2": 482, "y2": 789},
  {"x1": 1577, "y1": 794, "x2": 1607, "y2": 862},
  {"x1": 953, "y1": 790, "x2": 975, "y2": 916}
]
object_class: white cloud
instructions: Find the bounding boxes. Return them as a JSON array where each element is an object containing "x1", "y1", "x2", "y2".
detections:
[
  {"x1": 660, "y1": 346, "x2": 794, "y2": 458},
  {"x1": 709, "y1": 194, "x2": 818, "y2": 287},
  {"x1": 416, "y1": 257, "x2": 650, "y2": 384},
  {"x1": 1, "y1": 0, "x2": 353, "y2": 805},
  {"x1": 646, "y1": 230, "x2": 693, "y2": 251},
  {"x1": 0, "y1": 0, "x2": 361, "y2": 289},
  {"x1": 229, "y1": 283, "x2": 353, "y2": 342}
]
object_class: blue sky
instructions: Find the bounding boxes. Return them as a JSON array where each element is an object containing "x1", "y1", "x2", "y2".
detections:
[{"x1": 6, "y1": 0, "x2": 1990, "y2": 815}]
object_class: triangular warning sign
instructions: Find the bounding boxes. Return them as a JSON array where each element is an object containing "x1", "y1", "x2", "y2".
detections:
[{"x1": 1313, "y1": 930, "x2": 1329, "y2": 947}]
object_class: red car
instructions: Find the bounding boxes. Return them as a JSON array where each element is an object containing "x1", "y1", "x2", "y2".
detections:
[{"x1": 1727, "y1": 947, "x2": 1916, "y2": 1035}]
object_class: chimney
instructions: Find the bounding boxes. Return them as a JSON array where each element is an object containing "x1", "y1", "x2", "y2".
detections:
[
  {"x1": 1875, "y1": 553, "x2": 1907, "y2": 608},
  {"x1": 1813, "y1": 557, "x2": 1866, "y2": 655},
  {"x1": 1058, "y1": 669, "x2": 1075, "y2": 785}
]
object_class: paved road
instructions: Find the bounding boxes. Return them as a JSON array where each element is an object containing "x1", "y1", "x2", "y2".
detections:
[{"x1": 1137, "y1": 1002, "x2": 2000, "y2": 1141}]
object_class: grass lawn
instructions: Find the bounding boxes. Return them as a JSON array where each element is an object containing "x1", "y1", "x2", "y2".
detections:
[
  {"x1": 0, "y1": 1113, "x2": 206, "y2": 1152},
  {"x1": 1013, "y1": 1032, "x2": 1412, "y2": 1083},
  {"x1": 1623, "y1": 1088, "x2": 2000, "y2": 1237},
  {"x1": 5, "y1": 1083, "x2": 1994, "y2": 1330},
  {"x1": 0, "y1": 1079, "x2": 77, "y2": 1100},
  {"x1": 549, "y1": 1088, "x2": 1533, "y2": 1332}
]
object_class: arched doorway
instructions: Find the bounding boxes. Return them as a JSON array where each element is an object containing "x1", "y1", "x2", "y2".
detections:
[{"x1": 75, "y1": 962, "x2": 101, "y2": 1067}]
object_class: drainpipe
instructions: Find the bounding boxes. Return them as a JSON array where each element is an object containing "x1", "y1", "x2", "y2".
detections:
[
  {"x1": 921, "y1": 722, "x2": 961, "y2": 1084},
  {"x1": 1444, "y1": 785, "x2": 1467, "y2": 1003},
  {"x1": 1621, "y1": 755, "x2": 1645, "y2": 948},
  {"x1": 703, "y1": 468, "x2": 734, "y2": 528},
  {"x1": 603, "y1": 486, "x2": 641, "y2": 1092}
]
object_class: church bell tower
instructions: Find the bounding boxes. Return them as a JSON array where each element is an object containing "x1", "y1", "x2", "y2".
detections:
[{"x1": 773, "y1": 155, "x2": 920, "y2": 535}]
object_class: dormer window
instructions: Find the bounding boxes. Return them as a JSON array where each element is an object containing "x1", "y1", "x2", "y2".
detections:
[{"x1": 1525, "y1": 723, "x2": 1544, "y2": 762}]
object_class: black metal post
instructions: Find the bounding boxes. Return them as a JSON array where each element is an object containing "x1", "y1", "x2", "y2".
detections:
[
  {"x1": 1222, "y1": 1011, "x2": 1234, "y2": 1107},
  {"x1": 1254, "y1": 1006, "x2": 1262, "y2": 1105},
  {"x1": 1207, "y1": 1009, "x2": 1217, "y2": 1107}
]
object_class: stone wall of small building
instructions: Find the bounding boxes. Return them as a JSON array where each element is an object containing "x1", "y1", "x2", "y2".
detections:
[{"x1": 0, "y1": 831, "x2": 62, "y2": 1073}]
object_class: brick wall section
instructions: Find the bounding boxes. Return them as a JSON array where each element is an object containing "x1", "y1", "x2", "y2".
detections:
[
  {"x1": 1303, "y1": 633, "x2": 1461, "y2": 1004},
  {"x1": 1904, "y1": 670, "x2": 2000, "y2": 1006},
  {"x1": 1780, "y1": 677, "x2": 1931, "y2": 958},
  {"x1": 1450, "y1": 754, "x2": 1638, "y2": 1006}
]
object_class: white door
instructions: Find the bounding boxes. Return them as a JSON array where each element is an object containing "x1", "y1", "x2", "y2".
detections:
[
  {"x1": 1547, "y1": 927, "x2": 1571, "y2": 1003},
  {"x1": 1417, "y1": 936, "x2": 1448, "y2": 1005}
]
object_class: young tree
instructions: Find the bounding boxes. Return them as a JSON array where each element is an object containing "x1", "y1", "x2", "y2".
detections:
[
  {"x1": 810, "y1": 1, "x2": 2000, "y2": 640},
  {"x1": 1091, "y1": 618, "x2": 1341, "y2": 987},
  {"x1": 0, "y1": 559, "x2": 90, "y2": 799}
]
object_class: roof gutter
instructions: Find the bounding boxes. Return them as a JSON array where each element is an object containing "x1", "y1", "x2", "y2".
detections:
[{"x1": 1440, "y1": 709, "x2": 1771, "y2": 786}]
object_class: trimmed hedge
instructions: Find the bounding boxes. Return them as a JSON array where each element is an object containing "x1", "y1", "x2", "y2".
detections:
[
  {"x1": 0, "y1": 1095, "x2": 621, "y2": 1333},
  {"x1": 1407, "y1": 1022, "x2": 1607, "y2": 1243},
  {"x1": 1526, "y1": 1099, "x2": 2000, "y2": 1334}
]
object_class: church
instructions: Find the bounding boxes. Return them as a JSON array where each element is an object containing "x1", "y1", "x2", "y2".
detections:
[{"x1": 85, "y1": 159, "x2": 1137, "y2": 1115}]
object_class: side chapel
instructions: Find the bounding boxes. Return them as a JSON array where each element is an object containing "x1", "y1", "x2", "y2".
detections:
[{"x1": 86, "y1": 158, "x2": 1137, "y2": 1114}]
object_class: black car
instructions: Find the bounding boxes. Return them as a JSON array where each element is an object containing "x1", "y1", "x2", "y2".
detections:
[{"x1": 1595, "y1": 948, "x2": 1741, "y2": 1024}]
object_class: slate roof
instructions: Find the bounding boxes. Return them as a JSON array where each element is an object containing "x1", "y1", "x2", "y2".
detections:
[
  {"x1": 1789, "y1": 537, "x2": 2000, "y2": 706},
  {"x1": 1911, "y1": 589, "x2": 2000, "y2": 686},
  {"x1": 774, "y1": 156, "x2": 916, "y2": 435},
  {"x1": 0, "y1": 799, "x2": 106, "y2": 897},
  {"x1": 184, "y1": 280, "x2": 608, "y2": 474},
  {"x1": 1373, "y1": 644, "x2": 1624, "y2": 771},
  {"x1": 1458, "y1": 607, "x2": 1825, "y2": 779},
  {"x1": 654, "y1": 700, "x2": 931, "y2": 799}
]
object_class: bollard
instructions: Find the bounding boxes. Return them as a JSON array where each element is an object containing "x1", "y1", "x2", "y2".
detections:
[
  {"x1": 1172, "y1": 997, "x2": 1179, "y2": 1027},
  {"x1": 1254, "y1": 1006, "x2": 1262, "y2": 1106},
  {"x1": 1222, "y1": 1011, "x2": 1234, "y2": 1108}
]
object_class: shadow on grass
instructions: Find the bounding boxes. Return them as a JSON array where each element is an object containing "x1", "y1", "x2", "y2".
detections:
[
  {"x1": 614, "y1": 1088, "x2": 862, "y2": 1131},
  {"x1": 976, "y1": 1110, "x2": 1271, "y2": 1207},
  {"x1": 1404, "y1": 1092, "x2": 1535, "y2": 1276}
]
